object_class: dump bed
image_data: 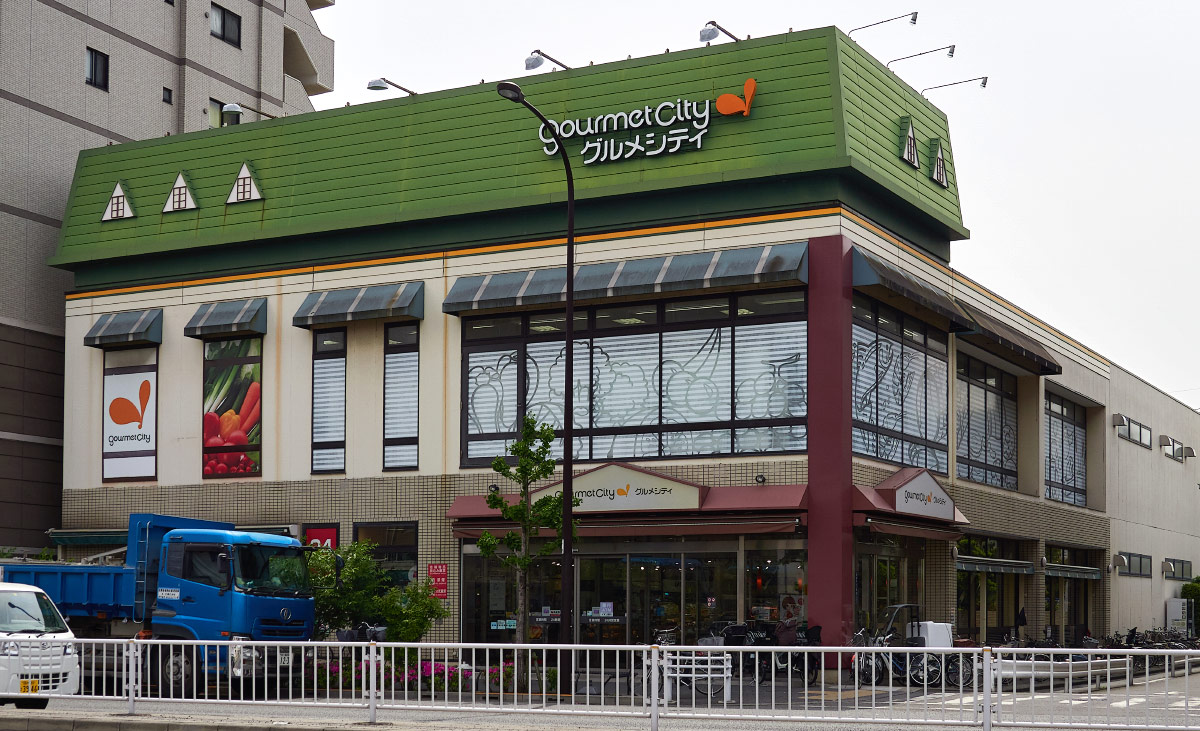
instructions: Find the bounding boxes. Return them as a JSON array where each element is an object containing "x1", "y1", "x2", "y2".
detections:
[{"x1": 0, "y1": 562, "x2": 136, "y2": 619}]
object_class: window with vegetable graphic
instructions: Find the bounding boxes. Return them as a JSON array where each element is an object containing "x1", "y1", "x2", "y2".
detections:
[{"x1": 202, "y1": 337, "x2": 262, "y2": 477}]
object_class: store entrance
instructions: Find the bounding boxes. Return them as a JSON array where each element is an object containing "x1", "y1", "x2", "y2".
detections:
[{"x1": 575, "y1": 551, "x2": 737, "y2": 645}]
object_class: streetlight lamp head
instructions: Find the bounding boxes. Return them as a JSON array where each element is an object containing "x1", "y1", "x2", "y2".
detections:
[
  {"x1": 366, "y1": 79, "x2": 389, "y2": 91},
  {"x1": 221, "y1": 103, "x2": 243, "y2": 116},
  {"x1": 699, "y1": 24, "x2": 719, "y2": 42},
  {"x1": 909, "y1": 11, "x2": 919, "y2": 24},
  {"x1": 947, "y1": 45, "x2": 956, "y2": 58},
  {"x1": 525, "y1": 52, "x2": 544, "y2": 71},
  {"x1": 496, "y1": 81, "x2": 524, "y2": 103},
  {"x1": 980, "y1": 76, "x2": 988, "y2": 88}
]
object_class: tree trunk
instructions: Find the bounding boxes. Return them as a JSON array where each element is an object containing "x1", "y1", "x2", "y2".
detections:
[{"x1": 516, "y1": 530, "x2": 529, "y2": 692}]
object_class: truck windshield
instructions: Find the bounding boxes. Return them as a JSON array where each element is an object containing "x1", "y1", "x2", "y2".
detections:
[
  {"x1": 234, "y1": 546, "x2": 312, "y2": 596},
  {"x1": 0, "y1": 591, "x2": 68, "y2": 634}
]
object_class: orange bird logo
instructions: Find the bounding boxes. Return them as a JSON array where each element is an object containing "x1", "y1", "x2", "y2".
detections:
[
  {"x1": 716, "y1": 78, "x2": 757, "y2": 117},
  {"x1": 109, "y1": 380, "x2": 151, "y2": 429},
  {"x1": 617, "y1": 484, "x2": 629, "y2": 496}
]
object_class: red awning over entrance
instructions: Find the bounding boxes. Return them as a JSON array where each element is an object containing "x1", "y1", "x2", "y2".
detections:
[
  {"x1": 448, "y1": 462, "x2": 806, "y2": 539},
  {"x1": 852, "y1": 467, "x2": 969, "y2": 539}
]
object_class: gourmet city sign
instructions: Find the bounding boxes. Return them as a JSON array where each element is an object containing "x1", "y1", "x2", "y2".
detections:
[{"x1": 537, "y1": 79, "x2": 757, "y2": 166}]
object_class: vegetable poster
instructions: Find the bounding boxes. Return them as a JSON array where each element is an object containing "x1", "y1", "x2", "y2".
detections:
[
  {"x1": 202, "y1": 338, "x2": 262, "y2": 477},
  {"x1": 103, "y1": 366, "x2": 157, "y2": 480}
]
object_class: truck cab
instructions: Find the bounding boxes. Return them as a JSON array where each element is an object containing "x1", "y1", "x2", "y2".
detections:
[
  {"x1": 0, "y1": 582, "x2": 79, "y2": 709},
  {"x1": 152, "y1": 529, "x2": 314, "y2": 642}
]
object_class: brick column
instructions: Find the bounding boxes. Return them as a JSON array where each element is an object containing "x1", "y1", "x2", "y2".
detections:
[
  {"x1": 1020, "y1": 538, "x2": 1046, "y2": 643},
  {"x1": 924, "y1": 538, "x2": 955, "y2": 624},
  {"x1": 806, "y1": 235, "x2": 855, "y2": 644}
]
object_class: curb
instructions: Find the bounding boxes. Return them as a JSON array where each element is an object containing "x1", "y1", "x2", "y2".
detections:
[{"x1": 0, "y1": 714, "x2": 342, "y2": 731}]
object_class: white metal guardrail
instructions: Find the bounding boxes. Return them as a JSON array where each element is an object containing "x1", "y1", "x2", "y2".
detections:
[{"x1": 8, "y1": 639, "x2": 1200, "y2": 729}]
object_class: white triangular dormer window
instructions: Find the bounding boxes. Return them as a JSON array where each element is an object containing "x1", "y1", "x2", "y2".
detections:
[
  {"x1": 901, "y1": 120, "x2": 920, "y2": 169},
  {"x1": 163, "y1": 172, "x2": 197, "y2": 213},
  {"x1": 931, "y1": 141, "x2": 949, "y2": 188},
  {"x1": 101, "y1": 182, "x2": 135, "y2": 221},
  {"x1": 226, "y1": 162, "x2": 263, "y2": 204}
]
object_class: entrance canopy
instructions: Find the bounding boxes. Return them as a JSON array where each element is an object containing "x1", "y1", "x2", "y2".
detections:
[
  {"x1": 853, "y1": 467, "x2": 969, "y2": 539},
  {"x1": 448, "y1": 462, "x2": 805, "y2": 538}
]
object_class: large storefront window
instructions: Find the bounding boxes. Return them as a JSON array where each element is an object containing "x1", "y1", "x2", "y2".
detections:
[
  {"x1": 202, "y1": 337, "x2": 262, "y2": 478},
  {"x1": 851, "y1": 295, "x2": 949, "y2": 472},
  {"x1": 746, "y1": 547, "x2": 807, "y2": 624},
  {"x1": 461, "y1": 290, "x2": 807, "y2": 465},
  {"x1": 1045, "y1": 393, "x2": 1087, "y2": 506},
  {"x1": 955, "y1": 353, "x2": 1018, "y2": 489},
  {"x1": 354, "y1": 522, "x2": 418, "y2": 587},
  {"x1": 955, "y1": 535, "x2": 1022, "y2": 645}
]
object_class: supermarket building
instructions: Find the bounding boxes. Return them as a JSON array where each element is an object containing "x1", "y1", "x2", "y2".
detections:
[{"x1": 47, "y1": 27, "x2": 1200, "y2": 645}]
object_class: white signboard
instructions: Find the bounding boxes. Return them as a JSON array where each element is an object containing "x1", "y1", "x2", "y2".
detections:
[
  {"x1": 102, "y1": 367, "x2": 157, "y2": 480},
  {"x1": 893, "y1": 471, "x2": 954, "y2": 521},
  {"x1": 537, "y1": 463, "x2": 700, "y2": 512}
]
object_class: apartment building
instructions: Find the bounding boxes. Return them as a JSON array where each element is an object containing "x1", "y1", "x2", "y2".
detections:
[{"x1": 0, "y1": 0, "x2": 334, "y2": 548}]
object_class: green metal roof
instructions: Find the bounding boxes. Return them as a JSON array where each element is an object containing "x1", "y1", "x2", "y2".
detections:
[{"x1": 51, "y1": 27, "x2": 965, "y2": 282}]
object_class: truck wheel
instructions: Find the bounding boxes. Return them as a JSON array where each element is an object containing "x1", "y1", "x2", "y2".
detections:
[
  {"x1": 159, "y1": 645, "x2": 193, "y2": 698},
  {"x1": 14, "y1": 699, "x2": 49, "y2": 709}
]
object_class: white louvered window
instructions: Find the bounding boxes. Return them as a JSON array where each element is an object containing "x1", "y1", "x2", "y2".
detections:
[
  {"x1": 312, "y1": 329, "x2": 346, "y2": 473},
  {"x1": 383, "y1": 323, "x2": 420, "y2": 469}
]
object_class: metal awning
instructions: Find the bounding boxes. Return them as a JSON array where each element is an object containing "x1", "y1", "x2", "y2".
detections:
[
  {"x1": 1045, "y1": 563, "x2": 1102, "y2": 580},
  {"x1": 865, "y1": 518, "x2": 962, "y2": 541},
  {"x1": 956, "y1": 301, "x2": 1062, "y2": 376},
  {"x1": 956, "y1": 556, "x2": 1036, "y2": 574},
  {"x1": 851, "y1": 248, "x2": 974, "y2": 332},
  {"x1": 83, "y1": 309, "x2": 163, "y2": 349},
  {"x1": 184, "y1": 298, "x2": 267, "y2": 339},
  {"x1": 442, "y1": 241, "x2": 808, "y2": 314},
  {"x1": 292, "y1": 282, "x2": 424, "y2": 329}
]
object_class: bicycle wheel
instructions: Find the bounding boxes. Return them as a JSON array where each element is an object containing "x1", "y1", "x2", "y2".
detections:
[
  {"x1": 944, "y1": 654, "x2": 974, "y2": 689},
  {"x1": 857, "y1": 653, "x2": 885, "y2": 686},
  {"x1": 908, "y1": 653, "x2": 942, "y2": 686}
]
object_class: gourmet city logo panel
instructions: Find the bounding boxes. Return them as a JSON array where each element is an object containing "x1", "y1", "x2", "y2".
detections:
[{"x1": 536, "y1": 79, "x2": 757, "y2": 165}]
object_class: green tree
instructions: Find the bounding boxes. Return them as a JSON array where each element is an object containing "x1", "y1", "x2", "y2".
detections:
[
  {"x1": 477, "y1": 413, "x2": 579, "y2": 650},
  {"x1": 307, "y1": 540, "x2": 447, "y2": 642},
  {"x1": 1181, "y1": 578, "x2": 1200, "y2": 631}
]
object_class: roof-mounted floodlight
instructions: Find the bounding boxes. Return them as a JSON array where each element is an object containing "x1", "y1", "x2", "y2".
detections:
[
  {"x1": 849, "y1": 11, "x2": 919, "y2": 37},
  {"x1": 525, "y1": 50, "x2": 570, "y2": 71},
  {"x1": 920, "y1": 76, "x2": 988, "y2": 96},
  {"x1": 367, "y1": 78, "x2": 417, "y2": 95},
  {"x1": 886, "y1": 44, "x2": 956, "y2": 68},
  {"x1": 699, "y1": 21, "x2": 739, "y2": 43},
  {"x1": 221, "y1": 102, "x2": 277, "y2": 121},
  {"x1": 1111, "y1": 413, "x2": 1129, "y2": 428}
]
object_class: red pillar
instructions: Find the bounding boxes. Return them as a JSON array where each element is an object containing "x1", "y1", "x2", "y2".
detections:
[{"x1": 805, "y1": 234, "x2": 855, "y2": 644}]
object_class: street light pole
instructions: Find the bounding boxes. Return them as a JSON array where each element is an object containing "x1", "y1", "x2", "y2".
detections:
[{"x1": 496, "y1": 82, "x2": 576, "y2": 653}]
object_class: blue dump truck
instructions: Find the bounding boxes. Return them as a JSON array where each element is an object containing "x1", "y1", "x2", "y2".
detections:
[{"x1": 0, "y1": 514, "x2": 324, "y2": 694}]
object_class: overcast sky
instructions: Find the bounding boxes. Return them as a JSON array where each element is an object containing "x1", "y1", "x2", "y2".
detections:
[{"x1": 310, "y1": 0, "x2": 1200, "y2": 408}]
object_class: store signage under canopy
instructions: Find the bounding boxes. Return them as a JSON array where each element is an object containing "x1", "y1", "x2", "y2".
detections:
[
  {"x1": 893, "y1": 470, "x2": 954, "y2": 521},
  {"x1": 535, "y1": 463, "x2": 703, "y2": 512},
  {"x1": 536, "y1": 79, "x2": 755, "y2": 166}
]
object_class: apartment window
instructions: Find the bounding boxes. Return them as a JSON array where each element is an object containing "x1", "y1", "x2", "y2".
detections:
[
  {"x1": 85, "y1": 48, "x2": 109, "y2": 91},
  {"x1": 853, "y1": 294, "x2": 950, "y2": 472},
  {"x1": 461, "y1": 290, "x2": 807, "y2": 466},
  {"x1": 1118, "y1": 552, "x2": 1152, "y2": 578},
  {"x1": 311, "y1": 329, "x2": 346, "y2": 473},
  {"x1": 1045, "y1": 392, "x2": 1087, "y2": 505},
  {"x1": 1165, "y1": 558, "x2": 1193, "y2": 581},
  {"x1": 956, "y1": 354, "x2": 1018, "y2": 489},
  {"x1": 110, "y1": 196, "x2": 126, "y2": 219},
  {"x1": 1117, "y1": 416, "x2": 1152, "y2": 448},
  {"x1": 932, "y1": 144, "x2": 948, "y2": 188},
  {"x1": 383, "y1": 323, "x2": 419, "y2": 470},
  {"x1": 235, "y1": 176, "x2": 252, "y2": 201},
  {"x1": 1163, "y1": 435, "x2": 1185, "y2": 462},
  {"x1": 208, "y1": 98, "x2": 237, "y2": 128},
  {"x1": 163, "y1": 87, "x2": 173, "y2": 104},
  {"x1": 210, "y1": 4, "x2": 241, "y2": 47},
  {"x1": 901, "y1": 121, "x2": 919, "y2": 168},
  {"x1": 201, "y1": 337, "x2": 262, "y2": 478}
]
